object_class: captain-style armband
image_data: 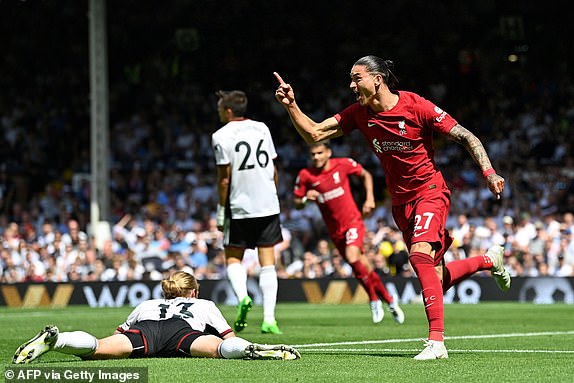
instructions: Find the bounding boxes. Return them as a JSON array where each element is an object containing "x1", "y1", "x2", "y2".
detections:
[
  {"x1": 482, "y1": 168, "x2": 496, "y2": 178},
  {"x1": 216, "y1": 204, "x2": 225, "y2": 227}
]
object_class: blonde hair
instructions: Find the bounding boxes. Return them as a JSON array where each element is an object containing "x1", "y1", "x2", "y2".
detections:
[{"x1": 161, "y1": 271, "x2": 199, "y2": 299}]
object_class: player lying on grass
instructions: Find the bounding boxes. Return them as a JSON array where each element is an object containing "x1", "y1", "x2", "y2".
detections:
[{"x1": 13, "y1": 271, "x2": 300, "y2": 364}]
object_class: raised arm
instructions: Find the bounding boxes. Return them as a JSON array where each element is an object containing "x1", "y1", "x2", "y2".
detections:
[
  {"x1": 447, "y1": 124, "x2": 505, "y2": 199},
  {"x1": 274, "y1": 72, "x2": 343, "y2": 143}
]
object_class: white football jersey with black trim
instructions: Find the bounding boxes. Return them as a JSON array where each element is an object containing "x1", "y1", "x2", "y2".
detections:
[
  {"x1": 212, "y1": 119, "x2": 280, "y2": 218},
  {"x1": 118, "y1": 297, "x2": 231, "y2": 335}
]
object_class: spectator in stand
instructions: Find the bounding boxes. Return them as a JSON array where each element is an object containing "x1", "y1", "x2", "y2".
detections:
[
  {"x1": 542, "y1": 213, "x2": 562, "y2": 240},
  {"x1": 174, "y1": 208, "x2": 196, "y2": 233},
  {"x1": 514, "y1": 212, "x2": 537, "y2": 252},
  {"x1": 314, "y1": 238, "x2": 333, "y2": 262},
  {"x1": 171, "y1": 253, "x2": 195, "y2": 275},
  {"x1": 125, "y1": 249, "x2": 145, "y2": 280},
  {"x1": 188, "y1": 239, "x2": 209, "y2": 279},
  {"x1": 201, "y1": 217, "x2": 225, "y2": 259},
  {"x1": 100, "y1": 256, "x2": 127, "y2": 282},
  {"x1": 86, "y1": 259, "x2": 106, "y2": 281},
  {"x1": 299, "y1": 251, "x2": 324, "y2": 279},
  {"x1": 206, "y1": 249, "x2": 227, "y2": 280},
  {"x1": 562, "y1": 213, "x2": 574, "y2": 238},
  {"x1": 37, "y1": 184, "x2": 60, "y2": 222},
  {"x1": 451, "y1": 214, "x2": 470, "y2": 250},
  {"x1": 279, "y1": 200, "x2": 314, "y2": 251},
  {"x1": 552, "y1": 254, "x2": 573, "y2": 277},
  {"x1": 520, "y1": 251, "x2": 539, "y2": 277},
  {"x1": 501, "y1": 215, "x2": 516, "y2": 255},
  {"x1": 528, "y1": 222, "x2": 548, "y2": 261},
  {"x1": 329, "y1": 251, "x2": 353, "y2": 278}
]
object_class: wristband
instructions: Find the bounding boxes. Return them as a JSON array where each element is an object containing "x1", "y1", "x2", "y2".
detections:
[
  {"x1": 482, "y1": 168, "x2": 496, "y2": 178},
  {"x1": 301, "y1": 196, "x2": 308, "y2": 205}
]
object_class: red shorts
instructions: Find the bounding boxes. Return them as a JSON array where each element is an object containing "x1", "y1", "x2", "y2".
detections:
[
  {"x1": 331, "y1": 219, "x2": 366, "y2": 257},
  {"x1": 392, "y1": 188, "x2": 453, "y2": 266}
]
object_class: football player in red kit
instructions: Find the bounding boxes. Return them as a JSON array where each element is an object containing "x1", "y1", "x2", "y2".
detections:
[
  {"x1": 274, "y1": 55, "x2": 510, "y2": 360},
  {"x1": 294, "y1": 141, "x2": 404, "y2": 324}
]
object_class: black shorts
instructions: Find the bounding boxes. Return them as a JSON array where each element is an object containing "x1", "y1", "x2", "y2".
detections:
[
  {"x1": 119, "y1": 318, "x2": 206, "y2": 358},
  {"x1": 225, "y1": 214, "x2": 283, "y2": 249}
]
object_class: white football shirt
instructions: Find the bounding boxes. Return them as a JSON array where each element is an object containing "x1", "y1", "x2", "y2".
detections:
[
  {"x1": 212, "y1": 119, "x2": 280, "y2": 219},
  {"x1": 117, "y1": 297, "x2": 231, "y2": 336}
]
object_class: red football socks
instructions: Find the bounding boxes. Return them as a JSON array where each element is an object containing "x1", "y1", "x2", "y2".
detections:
[
  {"x1": 350, "y1": 260, "x2": 379, "y2": 302},
  {"x1": 442, "y1": 254, "x2": 493, "y2": 292},
  {"x1": 369, "y1": 271, "x2": 393, "y2": 304},
  {"x1": 409, "y1": 251, "x2": 444, "y2": 342}
]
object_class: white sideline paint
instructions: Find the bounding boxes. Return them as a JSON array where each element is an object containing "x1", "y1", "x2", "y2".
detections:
[
  {"x1": 300, "y1": 348, "x2": 574, "y2": 354},
  {"x1": 294, "y1": 330, "x2": 574, "y2": 352}
]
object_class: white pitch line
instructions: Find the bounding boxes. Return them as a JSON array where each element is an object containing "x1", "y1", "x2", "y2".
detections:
[
  {"x1": 294, "y1": 330, "x2": 574, "y2": 348},
  {"x1": 300, "y1": 348, "x2": 574, "y2": 354}
]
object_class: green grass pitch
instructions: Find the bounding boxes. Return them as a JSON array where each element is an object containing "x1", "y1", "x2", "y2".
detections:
[{"x1": 2, "y1": 303, "x2": 574, "y2": 382}]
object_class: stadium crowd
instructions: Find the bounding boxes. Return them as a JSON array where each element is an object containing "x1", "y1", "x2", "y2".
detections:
[{"x1": 1, "y1": 1, "x2": 574, "y2": 283}]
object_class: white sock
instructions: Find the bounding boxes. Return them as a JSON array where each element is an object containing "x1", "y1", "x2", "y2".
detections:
[
  {"x1": 218, "y1": 337, "x2": 251, "y2": 359},
  {"x1": 259, "y1": 265, "x2": 278, "y2": 323},
  {"x1": 227, "y1": 262, "x2": 248, "y2": 301},
  {"x1": 53, "y1": 331, "x2": 98, "y2": 356}
]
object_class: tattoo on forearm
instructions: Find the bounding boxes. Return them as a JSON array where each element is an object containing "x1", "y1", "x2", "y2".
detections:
[{"x1": 449, "y1": 124, "x2": 493, "y2": 169}]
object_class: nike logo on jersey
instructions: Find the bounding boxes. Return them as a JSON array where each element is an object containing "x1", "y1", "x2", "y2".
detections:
[
  {"x1": 311, "y1": 181, "x2": 320, "y2": 187},
  {"x1": 413, "y1": 231, "x2": 428, "y2": 238},
  {"x1": 367, "y1": 122, "x2": 376, "y2": 127}
]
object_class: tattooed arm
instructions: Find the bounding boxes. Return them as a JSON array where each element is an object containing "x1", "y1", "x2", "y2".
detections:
[{"x1": 447, "y1": 124, "x2": 505, "y2": 199}]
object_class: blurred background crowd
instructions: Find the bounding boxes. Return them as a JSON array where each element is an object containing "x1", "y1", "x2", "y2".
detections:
[{"x1": 1, "y1": 0, "x2": 573, "y2": 283}]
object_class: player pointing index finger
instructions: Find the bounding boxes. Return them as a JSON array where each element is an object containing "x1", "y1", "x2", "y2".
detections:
[
  {"x1": 273, "y1": 71, "x2": 285, "y2": 85},
  {"x1": 273, "y1": 71, "x2": 291, "y2": 95},
  {"x1": 273, "y1": 72, "x2": 295, "y2": 107},
  {"x1": 273, "y1": 54, "x2": 510, "y2": 361}
]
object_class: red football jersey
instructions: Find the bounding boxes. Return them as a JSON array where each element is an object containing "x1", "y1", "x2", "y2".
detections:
[
  {"x1": 294, "y1": 158, "x2": 364, "y2": 237},
  {"x1": 335, "y1": 91, "x2": 456, "y2": 205}
]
